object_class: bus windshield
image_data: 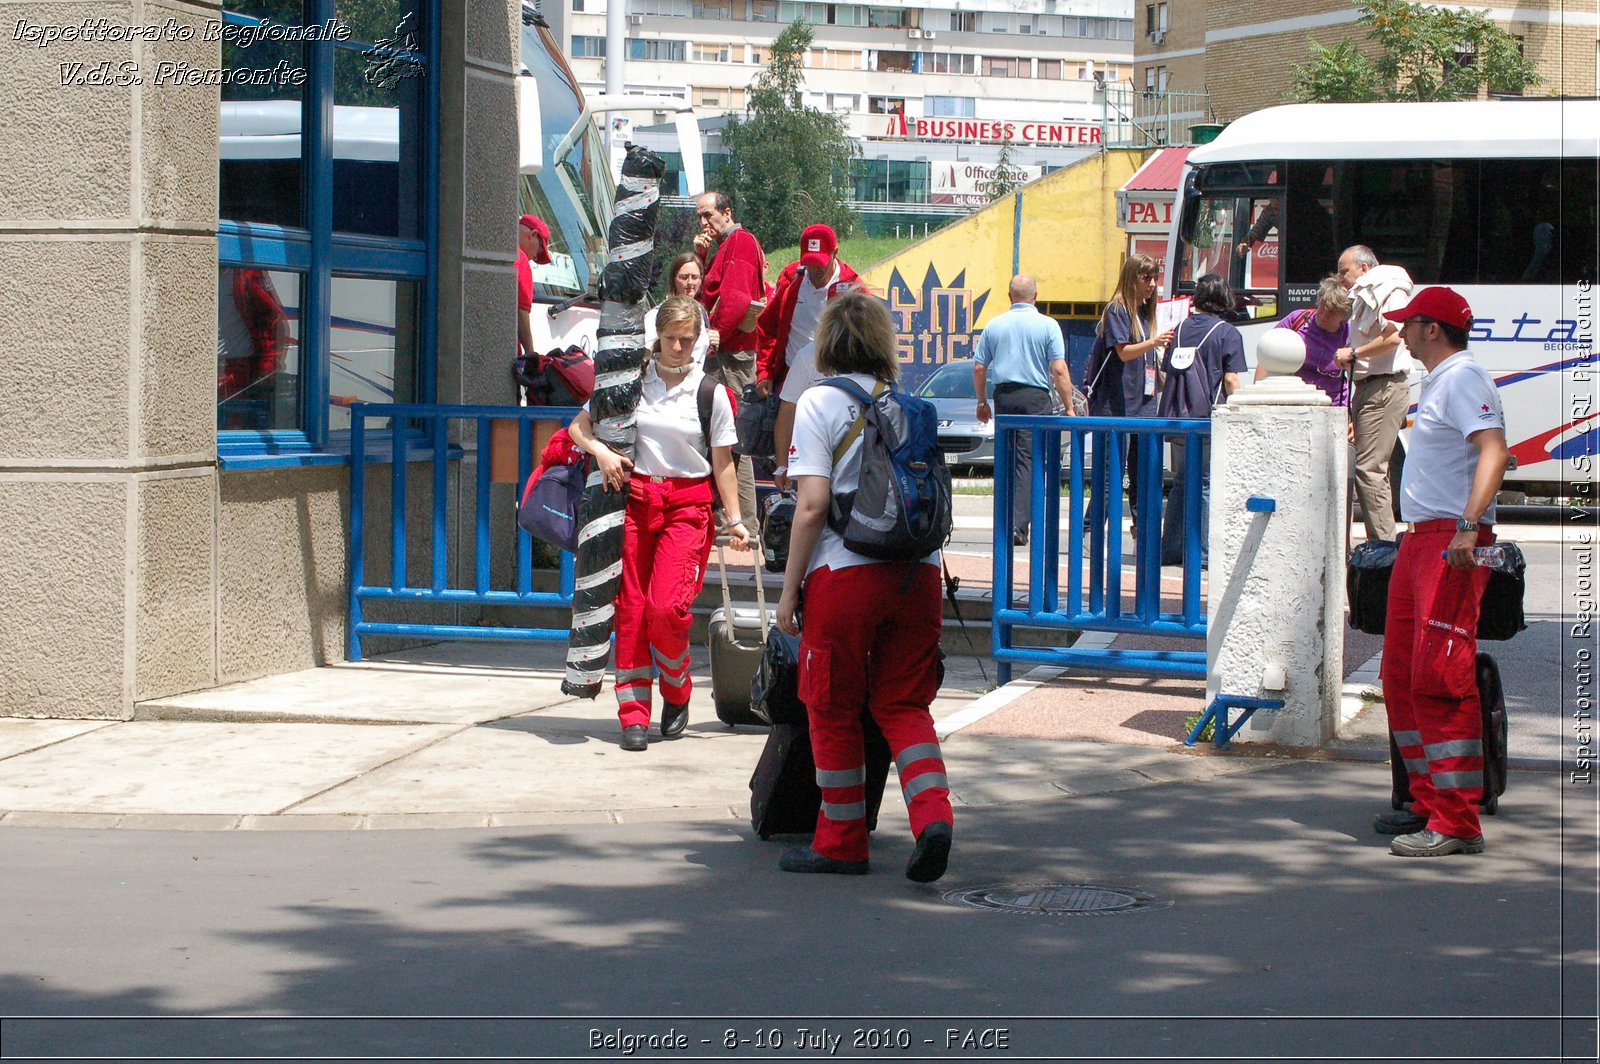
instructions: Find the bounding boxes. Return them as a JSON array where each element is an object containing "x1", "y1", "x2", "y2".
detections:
[{"x1": 519, "y1": 15, "x2": 612, "y2": 300}]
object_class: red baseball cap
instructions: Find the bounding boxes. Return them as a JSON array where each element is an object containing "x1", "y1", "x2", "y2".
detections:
[
  {"x1": 1383, "y1": 286, "x2": 1472, "y2": 329},
  {"x1": 519, "y1": 214, "x2": 552, "y2": 264},
  {"x1": 798, "y1": 224, "x2": 837, "y2": 269}
]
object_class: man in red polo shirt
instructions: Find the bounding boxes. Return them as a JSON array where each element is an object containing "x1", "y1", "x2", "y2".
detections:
[
  {"x1": 694, "y1": 191, "x2": 767, "y2": 524},
  {"x1": 1375, "y1": 286, "x2": 1508, "y2": 858}
]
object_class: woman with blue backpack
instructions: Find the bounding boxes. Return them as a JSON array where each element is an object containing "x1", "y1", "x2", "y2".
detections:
[{"x1": 774, "y1": 291, "x2": 955, "y2": 883}]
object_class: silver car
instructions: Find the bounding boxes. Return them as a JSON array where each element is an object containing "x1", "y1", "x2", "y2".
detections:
[{"x1": 914, "y1": 358, "x2": 1085, "y2": 470}]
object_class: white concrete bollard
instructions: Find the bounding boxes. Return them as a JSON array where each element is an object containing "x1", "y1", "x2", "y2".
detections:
[{"x1": 1207, "y1": 329, "x2": 1347, "y2": 747}]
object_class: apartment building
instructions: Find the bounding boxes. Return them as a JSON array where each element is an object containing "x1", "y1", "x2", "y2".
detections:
[
  {"x1": 1136, "y1": 0, "x2": 1599, "y2": 122},
  {"x1": 550, "y1": 0, "x2": 1140, "y2": 205}
]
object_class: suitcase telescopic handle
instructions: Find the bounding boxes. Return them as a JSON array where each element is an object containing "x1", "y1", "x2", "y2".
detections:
[{"x1": 715, "y1": 541, "x2": 770, "y2": 641}]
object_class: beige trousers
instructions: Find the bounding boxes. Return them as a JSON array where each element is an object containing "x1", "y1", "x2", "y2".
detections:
[
  {"x1": 704, "y1": 348, "x2": 758, "y2": 526},
  {"x1": 1351, "y1": 373, "x2": 1410, "y2": 542}
]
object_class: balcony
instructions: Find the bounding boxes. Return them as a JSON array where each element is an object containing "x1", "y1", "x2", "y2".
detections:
[{"x1": 1099, "y1": 84, "x2": 1211, "y2": 148}]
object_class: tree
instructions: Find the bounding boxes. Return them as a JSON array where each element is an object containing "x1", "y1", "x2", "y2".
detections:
[
  {"x1": 719, "y1": 20, "x2": 859, "y2": 250},
  {"x1": 986, "y1": 138, "x2": 1026, "y2": 201},
  {"x1": 1289, "y1": 0, "x2": 1541, "y2": 103}
]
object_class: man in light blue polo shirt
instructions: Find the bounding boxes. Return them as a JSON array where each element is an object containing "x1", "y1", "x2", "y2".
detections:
[{"x1": 974, "y1": 275, "x2": 1076, "y2": 546}]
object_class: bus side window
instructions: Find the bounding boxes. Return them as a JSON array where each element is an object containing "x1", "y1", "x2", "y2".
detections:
[{"x1": 1480, "y1": 159, "x2": 1596, "y2": 285}]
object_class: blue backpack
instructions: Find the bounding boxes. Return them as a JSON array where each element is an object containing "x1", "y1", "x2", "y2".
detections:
[{"x1": 819, "y1": 377, "x2": 953, "y2": 562}]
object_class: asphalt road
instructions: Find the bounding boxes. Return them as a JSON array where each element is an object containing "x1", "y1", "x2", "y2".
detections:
[{"x1": 1, "y1": 759, "x2": 1594, "y2": 1063}]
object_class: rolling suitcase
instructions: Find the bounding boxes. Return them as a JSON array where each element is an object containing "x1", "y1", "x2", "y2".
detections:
[
  {"x1": 707, "y1": 544, "x2": 772, "y2": 727},
  {"x1": 750, "y1": 712, "x2": 892, "y2": 838},
  {"x1": 1390, "y1": 651, "x2": 1508, "y2": 815}
]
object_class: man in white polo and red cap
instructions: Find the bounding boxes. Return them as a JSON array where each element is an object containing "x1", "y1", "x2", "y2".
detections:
[
  {"x1": 757, "y1": 223, "x2": 861, "y2": 488},
  {"x1": 1375, "y1": 286, "x2": 1508, "y2": 858}
]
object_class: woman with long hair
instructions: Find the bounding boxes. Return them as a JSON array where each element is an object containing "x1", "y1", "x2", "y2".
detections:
[
  {"x1": 1082, "y1": 254, "x2": 1175, "y2": 530},
  {"x1": 644, "y1": 252, "x2": 719, "y2": 365},
  {"x1": 774, "y1": 292, "x2": 954, "y2": 883},
  {"x1": 1157, "y1": 273, "x2": 1247, "y2": 566},
  {"x1": 567, "y1": 296, "x2": 749, "y2": 751}
]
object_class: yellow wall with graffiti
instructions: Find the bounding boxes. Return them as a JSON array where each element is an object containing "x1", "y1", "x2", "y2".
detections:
[{"x1": 860, "y1": 148, "x2": 1147, "y2": 386}]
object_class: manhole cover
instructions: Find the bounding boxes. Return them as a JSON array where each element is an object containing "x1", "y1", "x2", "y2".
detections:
[{"x1": 942, "y1": 883, "x2": 1173, "y2": 916}]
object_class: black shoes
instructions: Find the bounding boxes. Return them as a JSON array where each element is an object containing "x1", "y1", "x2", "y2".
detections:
[
  {"x1": 660, "y1": 700, "x2": 689, "y2": 739},
  {"x1": 619, "y1": 725, "x2": 648, "y2": 752},
  {"x1": 1373, "y1": 808, "x2": 1428, "y2": 835},
  {"x1": 906, "y1": 821, "x2": 953, "y2": 882},
  {"x1": 1013, "y1": 530, "x2": 1028, "y2": 547},
  {"x1": 778, "y1": 847, "x2": 869, "y2": 875}
]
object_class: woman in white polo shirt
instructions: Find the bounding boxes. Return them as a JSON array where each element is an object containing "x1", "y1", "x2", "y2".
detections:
[
  {"x1": 567, "y1": 297, "x2": 750, "y2": 752},
  {"x1": 774, "y1": 292, "x2": 954, "y2": 883}
]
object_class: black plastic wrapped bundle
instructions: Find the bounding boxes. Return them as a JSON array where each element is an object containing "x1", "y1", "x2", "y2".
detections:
[{"x1": 563, "y1": 144, "x2": 666, "y2": 698}]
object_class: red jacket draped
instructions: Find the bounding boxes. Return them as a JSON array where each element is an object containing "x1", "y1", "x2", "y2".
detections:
[
  {"x1": 697, "y1": 226, "x2": 767, "y2": 355},
  {"x1": 755, "y1": 259, "x2": 861, "y2": 392}
]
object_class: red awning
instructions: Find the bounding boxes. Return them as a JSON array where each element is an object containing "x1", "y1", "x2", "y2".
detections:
[{"x1": 1121, "y1": 146, "x2": 1195, "y2": 193}]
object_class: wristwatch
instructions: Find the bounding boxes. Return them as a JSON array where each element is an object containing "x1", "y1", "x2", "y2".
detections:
[{"x1": 1456, "y1": 518, "x2": 1479, "y2": 532}]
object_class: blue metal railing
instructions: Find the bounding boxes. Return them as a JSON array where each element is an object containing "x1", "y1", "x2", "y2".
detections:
[
  {"x1": 348, "y1": 403, "x2": 578, "y2": 661},
  {"x1": 991, "y1": 414, "x2": 1210, "y2": 684}
]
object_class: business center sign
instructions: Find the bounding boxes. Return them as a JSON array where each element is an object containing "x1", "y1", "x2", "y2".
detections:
[{"x1": 885, "y1": 115, "x2": 1101, "y2": 147}]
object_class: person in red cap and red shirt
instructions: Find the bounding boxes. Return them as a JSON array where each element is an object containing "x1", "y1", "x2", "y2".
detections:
[
  {"x1": 693, "y1": 192, "x2": 767, "y2": 524},
  {"x1": 1375, "y1": 286, "x2": 1508, "y2": 857},
  {"x1": 517, "y1": 214, "x2": 552, "y2": 361},
  {"x1": 756, "y1": 223, "x2": 861, "y2": 488}
]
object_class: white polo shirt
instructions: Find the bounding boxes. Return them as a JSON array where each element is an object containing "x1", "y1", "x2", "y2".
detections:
[
  {"x1": 779, "y1": 342, "x2": 821, "y2": 404},
  {"x1": 1399, "y1": 350, "x2": 1504, "y2": 525},
  {"x1": 587, "y1": 362, "x2": 736, "y2": 478},
  {"x1": 785, "y1": 263, "x2": 839, "y2": 364},
  {"x1": 788, "y1": 372, "x2": 941, "y2": 575}
]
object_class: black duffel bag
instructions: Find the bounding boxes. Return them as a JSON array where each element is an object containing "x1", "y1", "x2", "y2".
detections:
[
  {"x1": 1347, "y1": 536, "x2": 1527, "y2": 641},
  {"x1": 1347, "y1": 538, "x2": 1400, "y2": 635},
  {"x1": 1477, "y1": 542, "x2": 1528, "y2": 642},
  {"x1": 751, "y1": 630, "x2": 806, "y2": 726}
]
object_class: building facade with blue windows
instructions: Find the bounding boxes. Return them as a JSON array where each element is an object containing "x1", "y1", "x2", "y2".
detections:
[{"x1": 2, "y1": 0, "x2": 527, "y2": 718}]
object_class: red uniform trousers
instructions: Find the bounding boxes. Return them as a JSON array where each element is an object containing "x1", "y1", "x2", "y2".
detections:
[
  {"x1": 613, "y1": 475, "x2": 715, "y2": 730},
  {"x1": 1380, "y1": 520, "x2": 1493, "y2": 839},
  {"x1": 797, "y1": 561, "x2": 953, "y2": 863}
]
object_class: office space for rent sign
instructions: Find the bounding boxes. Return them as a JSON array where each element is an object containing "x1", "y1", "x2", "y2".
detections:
[{"x1": 930, "y1": 161, "x2": 1043, "y2": 207}]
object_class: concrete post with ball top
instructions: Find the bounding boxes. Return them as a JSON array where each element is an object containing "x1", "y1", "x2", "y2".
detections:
[{"x1": 1205, "y1": 327, "x2": 1347, "y2": 747}]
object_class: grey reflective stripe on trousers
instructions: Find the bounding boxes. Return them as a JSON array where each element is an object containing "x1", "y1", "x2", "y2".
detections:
[
  {"x1": 1403, "y1": 757, "x2": 1429, "y2": 775},
  {"x1": 1393, "y1": 730, "x2": 1423, "y2": 747},
  {"x1": 902, "y1": 772, "x2": 949, "y2": 801},
  {"x1": 651, "y1": 645, "x2": 690, "y2": 673},
  {"x1": 816, "y1": 765, "x2": 866, "y2": 789},
  {"x1": 821, "y1": 800, "x2": 867, "y2": 821},
  {"x1": 1425, "y1": 738, "x2": 1483, "y2": 761},
  {"x1": 1432, "y1": 770, "x2": 1483, "y2": 790},
  {"x1": 896, "y1": 743, "x2": 943, "y2": 774}
]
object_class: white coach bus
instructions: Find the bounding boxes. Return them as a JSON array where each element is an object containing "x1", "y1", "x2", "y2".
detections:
[{"x1": 1165, "y1": 99, "x2": 1599, "y2": 491}]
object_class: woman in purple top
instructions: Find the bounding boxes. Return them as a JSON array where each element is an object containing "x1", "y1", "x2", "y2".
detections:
[{"x1": 1256, "y1": 275, "x2": 1353, "y2": 405}]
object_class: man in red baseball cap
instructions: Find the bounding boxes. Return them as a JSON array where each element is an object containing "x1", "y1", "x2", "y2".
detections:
[
  {"x1": 517, "y1": 216, "x2": 552, "y2": 361},
  {"x1": 756, "y1": 223, "x2": 862, "y2": 488},
  {"x1": 1373, "y1": 285, "x2": 1509, "y2": 858}
]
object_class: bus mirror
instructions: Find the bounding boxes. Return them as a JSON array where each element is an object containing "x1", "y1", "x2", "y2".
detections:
[
  {"x1": 1178, "y1": 171, "x2": 1200, "y2": 244},
  {"x1": 517, "y1": 75, "x2": 543, "y2": 175}
]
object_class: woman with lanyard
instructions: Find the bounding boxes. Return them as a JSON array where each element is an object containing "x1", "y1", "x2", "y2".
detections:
[
  {"x1": 1156, "y1": 273, "x2": 1247, "y2": 566},
  {"x1": 567, "y1": 296, "x2": 750, "y2": 752},
  {"x1": 644, "y1": 252, "x2": 719, "y2": 366},
  {"x1": 774, "y1": 292, "x2": 954, "y2": 883},
  {"x1": 1083, "y1": 254, "x2": 1174, "y2": 534}
]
